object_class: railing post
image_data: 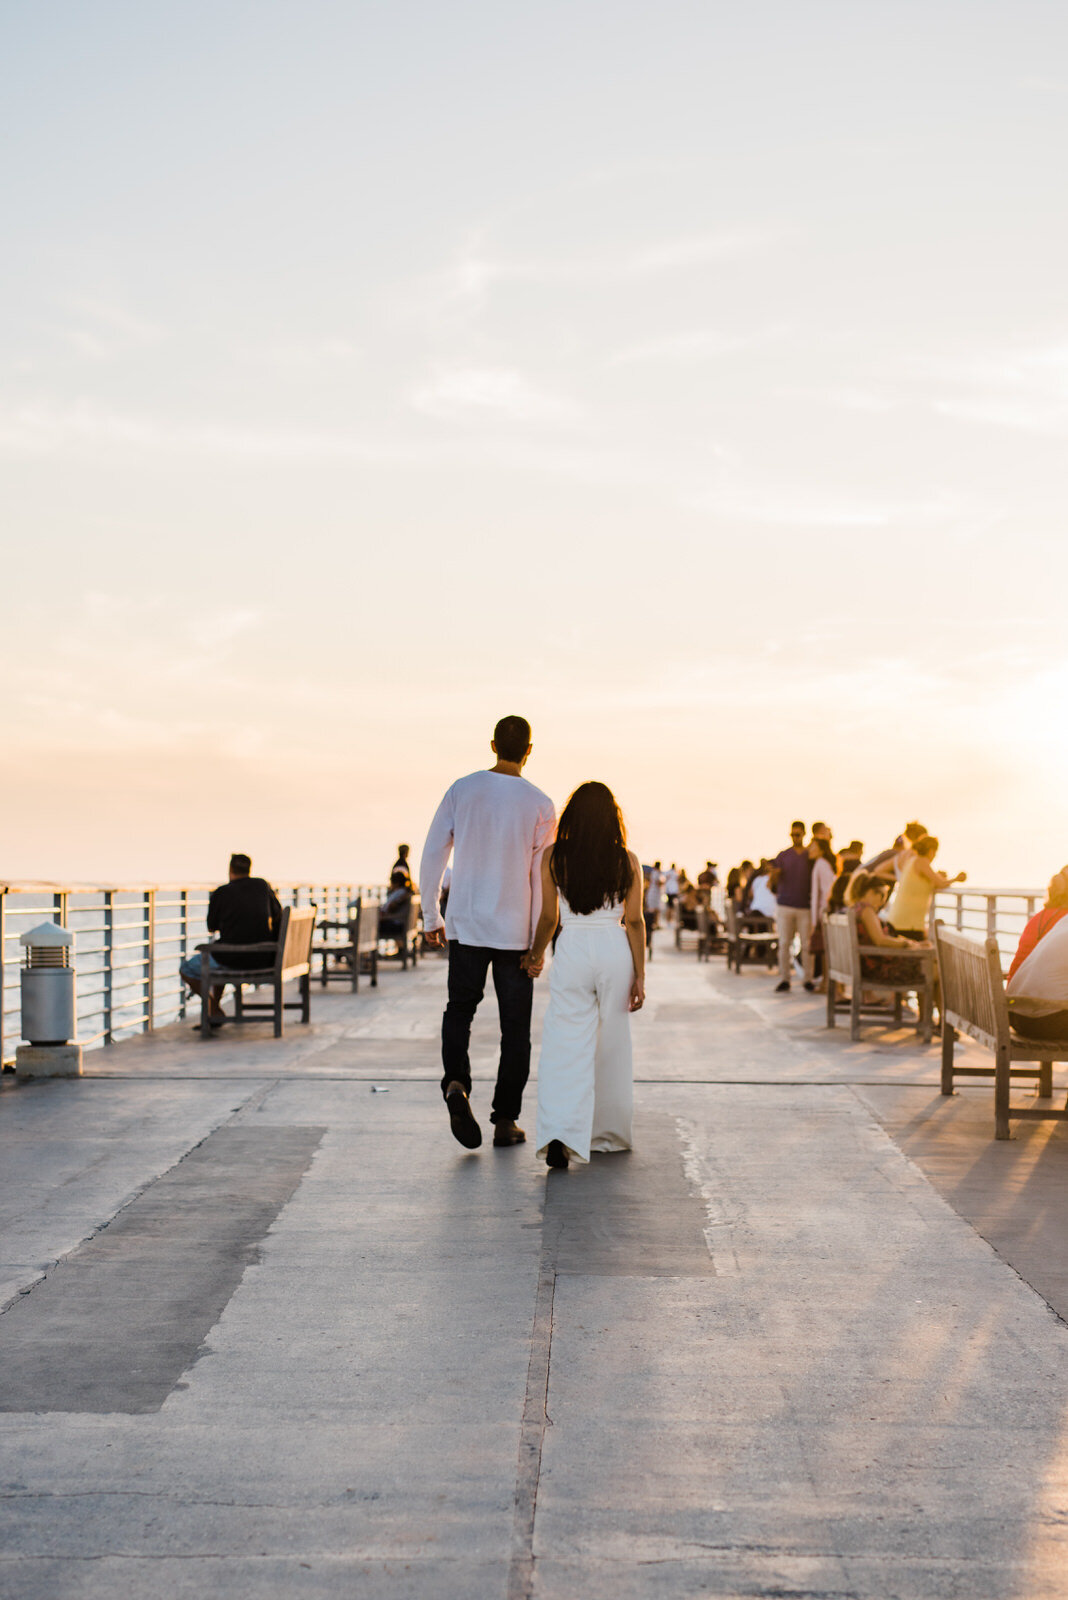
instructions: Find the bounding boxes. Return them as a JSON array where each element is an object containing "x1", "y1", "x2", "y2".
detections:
[
  {"x1": 144, "y1": 889, "x2": 155, "y2": 1033},
  {"x1": 103, "y1": 891, "x2": 114, "y2": 1045},
  {"x1": 956, "y1": 893, "x2": 964, "y2": 931},
  {"x1": 986, "y1": 895, "x2": 998, "y2": 942},
  {"x1": 178, "y1": 889, "x2": 188, "y2": 1022},
  {"x1": 0, "y1": 889, "x2": 6, "y2": 1070}
]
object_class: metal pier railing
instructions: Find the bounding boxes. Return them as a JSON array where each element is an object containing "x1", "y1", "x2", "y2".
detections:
[
  {"x1": 931, "y1": 885, "x2": 1045, "y2": 970},
  {"x1": 0, "y1": 882, "x2": 383, "y2": 1068}
]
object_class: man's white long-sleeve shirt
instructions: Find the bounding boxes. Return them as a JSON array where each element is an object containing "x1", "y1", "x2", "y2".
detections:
[{"x1": 419, "y1": 770, "x2": 557, "y2": 949}]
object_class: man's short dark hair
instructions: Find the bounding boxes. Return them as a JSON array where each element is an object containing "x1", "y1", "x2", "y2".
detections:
[
  {"x1": 493, "y1": 715, "x2": 531, "y2": 763},
  {"x1": 230, "y1": 853, "x2": 252, "y2": 876},
  {"x1": 790, "y1": 821, "x2": 805, "y2": 833},
  {"x1": 397, "y1": 843, "x2": 409, "y2": 856}
]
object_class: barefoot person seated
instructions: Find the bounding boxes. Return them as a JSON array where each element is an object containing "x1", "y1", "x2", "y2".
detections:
[
  {"x1": 180, "y1": 854, "x2": 282, "y2": 1028},
  {"x1": 851, "y1": 872, "x2": 930, "y2": 988},
  {"x1": 1006, "y1": 867, "x2": 1068, "y2": 1040}
]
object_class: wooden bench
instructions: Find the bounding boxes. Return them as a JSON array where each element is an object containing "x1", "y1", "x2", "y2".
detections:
[
  {"x1": 724, "y1": 900, "x2": 778, "y2": 972},
  {"x1": 933, "y1": 921, "x2": 1068, "y2": 1139},
  {"x1": 824, "y1": 907, "x2": 935, "y2": 1042},
  {"x1": 377, "y1": 893, "x2": 422, "y2": 971},
  {"x1": 196, "y1": 905, "x2": 316, "y2": 1038},
  {"x1": 313, "y1": 896, "x2": 379, "y2": 991},
  {"x1": 675, "y1": 904, "x2": 727, "y2": 961}
]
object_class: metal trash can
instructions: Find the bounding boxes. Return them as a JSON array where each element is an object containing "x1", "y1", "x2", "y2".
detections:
[{"x1": 19, "y1": 922, "x2": 76, "y2": 1046}]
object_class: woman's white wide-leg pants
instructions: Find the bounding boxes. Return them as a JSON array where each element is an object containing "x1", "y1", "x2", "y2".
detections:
[{"x1": 535, "y1": 924, "x2": 634, "y2": 1165}]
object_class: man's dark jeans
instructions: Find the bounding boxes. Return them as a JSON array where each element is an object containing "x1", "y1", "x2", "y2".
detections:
[{"x1": 441, "y1": 942, "x2": 533, "y2": 1124}]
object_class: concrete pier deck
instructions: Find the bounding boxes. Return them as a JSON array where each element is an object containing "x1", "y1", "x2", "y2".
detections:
[{"x1": 4, "y1": 935, "x2": 1068, "y2": 1599}]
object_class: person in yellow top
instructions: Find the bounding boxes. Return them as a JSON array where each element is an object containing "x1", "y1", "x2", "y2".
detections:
[{"x1": 885, "y1": 835, "x2": 965, "y2": 938}]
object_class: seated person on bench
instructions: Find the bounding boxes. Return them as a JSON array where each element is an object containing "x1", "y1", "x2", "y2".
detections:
[
  {"x1": 1007, "y1": 866, "x2": 1068, "y2": 1040},
  {"x1": 378, "y1": 869, "x2": 413, "y2": 948},
  {"x1": 180, "y1": 853, "x2": 283, "y2": 1027}
]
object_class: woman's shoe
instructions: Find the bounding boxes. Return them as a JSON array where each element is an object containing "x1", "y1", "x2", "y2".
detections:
[{"x1": 545, "y1": 1139, "x2": 569, "y2": 1169}]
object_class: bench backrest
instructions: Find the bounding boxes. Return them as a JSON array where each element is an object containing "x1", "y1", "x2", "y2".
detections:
[
  {"x1": 824, "y1": 909, "x2": 857, "y2": 982},
  {"x1": 355, "y1": 898, "x2": 379, "y2": 953},
  {"x1": 404, "y1": 894, "x2": 422, "y2": 937},
  {"x1": 279, "y1": 906, "x2": 317, "y2": 974},
  {"x1": 933, "y1": 921, "x2": 1006, "y2": 1049}
]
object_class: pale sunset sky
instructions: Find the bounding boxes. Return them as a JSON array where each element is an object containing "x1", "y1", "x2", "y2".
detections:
[{"x1": 3, "y1": 1, "x2": 1066, "y2": 889}]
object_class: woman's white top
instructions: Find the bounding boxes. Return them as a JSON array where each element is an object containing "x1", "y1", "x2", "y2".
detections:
[
  {"x1": 1006, "y1": 914, "x2": 1068, "y2": 1016},
  {"x1": 810, "y1": 857, "x2": 835, "y2": 923},
  {"x1": 559, "y1": 892, "x2": 625, "y2": 930}
]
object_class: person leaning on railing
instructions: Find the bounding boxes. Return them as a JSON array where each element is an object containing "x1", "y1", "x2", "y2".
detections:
[
  {"x1": 884, "y1": 834, "x2": 965, "y2": 940},
  {"x1": 1006, "y1": 867, "x2": 1068, "y2": 1041}
]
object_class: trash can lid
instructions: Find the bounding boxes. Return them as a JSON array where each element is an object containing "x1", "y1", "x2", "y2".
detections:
[{"x1": 19, "y1": 922, "x2": 73, "y2": 948}]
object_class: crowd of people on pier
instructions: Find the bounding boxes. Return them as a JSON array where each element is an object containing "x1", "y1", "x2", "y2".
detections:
[
  {"x1": 180, "y1": 717, "x2": 1068, "y2": 1171},
  {"x1": 715, "y1": 820, "x2": 966, "y2": 993}
]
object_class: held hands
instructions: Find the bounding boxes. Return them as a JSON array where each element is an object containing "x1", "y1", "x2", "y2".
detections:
[
  {"x1": 521, "y1": 948, "x2": 545, "y2": 977},
  {"x1": 629, "y1": 977, "x2": 645, "y2": 1012}
]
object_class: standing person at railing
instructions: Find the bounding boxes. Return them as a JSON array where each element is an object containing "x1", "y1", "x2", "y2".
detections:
[
  {"x1": 179, "y1": 853, "x2": 282, "y2": 1029},
  {"x1": 866, "y1": 821, "x2": 927, "y2": 885},
  {"x1": 885, "y1": 836, "x2": 965, "y2": 940},
  {"x1": 1006, "y1": 868, "x2": 1068, "y2": 1040},
  {"x1": 391, "y1": 843, "x2": 414, "y2": 889}
]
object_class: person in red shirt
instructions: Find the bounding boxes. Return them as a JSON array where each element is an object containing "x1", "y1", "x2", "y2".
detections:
[{"x1": 1007, "y1": 867, "x2": 1068, "y2": 1039}]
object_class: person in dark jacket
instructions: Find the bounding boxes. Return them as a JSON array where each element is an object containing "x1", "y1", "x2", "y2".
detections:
[
  {"x1": 378, "y1": 869, "x2": 413, "y2": 948},
  {"x1": 179, "y1": 853, "x2": 282, "y2": 1026}
]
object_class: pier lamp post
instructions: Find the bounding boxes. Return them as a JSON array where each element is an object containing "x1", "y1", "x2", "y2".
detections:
[{"x1": 16, "y1": 922, "x2": 82, "y2": 1079}]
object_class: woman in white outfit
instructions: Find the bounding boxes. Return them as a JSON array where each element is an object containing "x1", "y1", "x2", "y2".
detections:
[{"x1": 523, "y1": 782, "x2": 646, "y2": 1170}]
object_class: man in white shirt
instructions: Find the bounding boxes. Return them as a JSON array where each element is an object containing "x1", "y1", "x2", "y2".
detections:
[{"x1": 420, "y1": 716, "x2": 557, "y2": 1151}]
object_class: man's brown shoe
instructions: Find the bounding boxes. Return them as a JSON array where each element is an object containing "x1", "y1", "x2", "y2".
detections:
[
  {"x1": 445, "y1": 1082, "x2": 482, "y2": 1149},
  {"x1": 492, "y1": 1121, "x2": 526, "y2": 1147}
]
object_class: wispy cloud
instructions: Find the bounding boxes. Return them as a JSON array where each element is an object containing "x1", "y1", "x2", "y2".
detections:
[
  {"x1": 610, "y1": 325, "x2": 789, "y2": 368},
  {"x1": 410, "y1": 367, "x2": 583, "y2": 425},
  {"x1": 915, "y1": 337, "x2": 1068, "y2": 437},
  {"x1": 51, "y1": 296, "x2": 166, "y2": 359},
  {"x1": 418, "y1": 227, "x2": 778, "y2": 313},
  {"x1": 683, "y1": 485, "x2": 968, "y2": 530},
  {"x1": 254, "y1": 337, "x2": 362, "y2": 370}
]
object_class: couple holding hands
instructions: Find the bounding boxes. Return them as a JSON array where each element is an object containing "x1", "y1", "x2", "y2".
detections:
[{"x1": 420, "y1": 716, "x2": 645, "y2": 1171}]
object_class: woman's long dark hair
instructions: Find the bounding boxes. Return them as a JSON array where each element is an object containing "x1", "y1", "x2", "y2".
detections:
[{"x1": 550, "y1": 781, "x2": 633, "y2": 915}]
